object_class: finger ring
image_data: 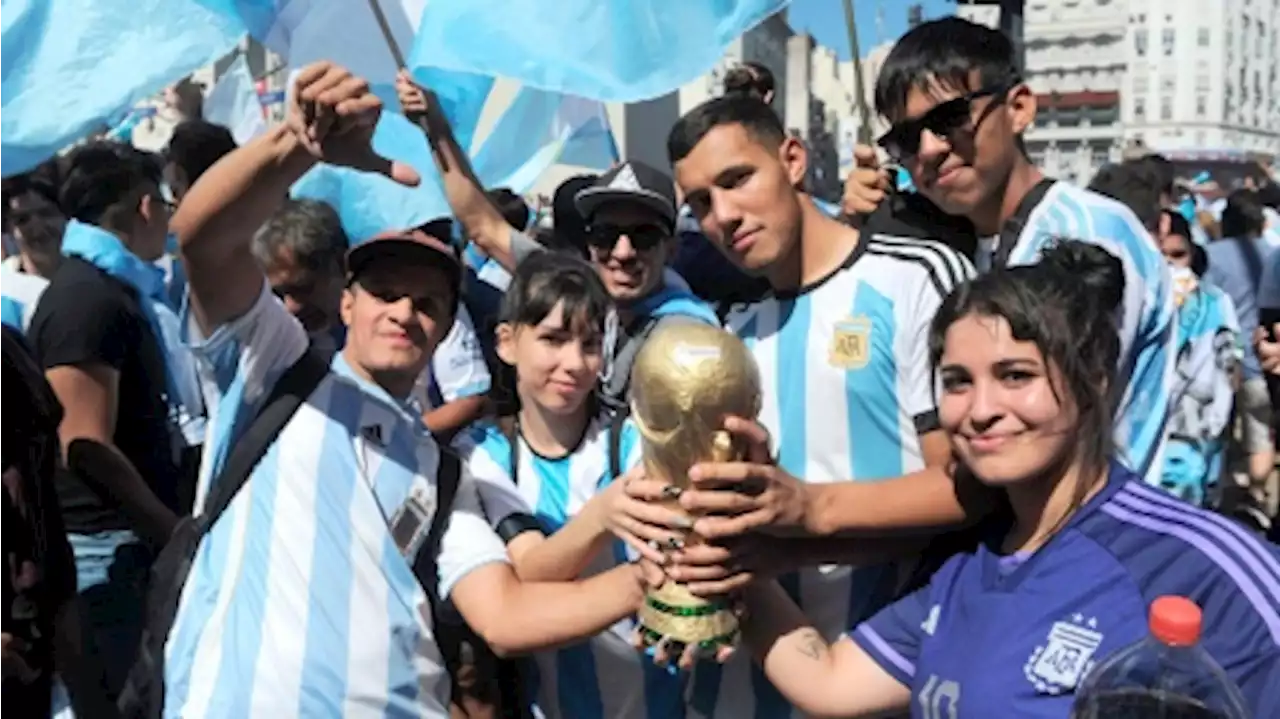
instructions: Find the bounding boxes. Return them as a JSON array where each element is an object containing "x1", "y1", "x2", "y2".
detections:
[
  {"x1": 647, "y1": 539, "x2": 661, "y2": 551},
  {"x1": 660, "y1": 485, "x2": 683, "y2": 499}
]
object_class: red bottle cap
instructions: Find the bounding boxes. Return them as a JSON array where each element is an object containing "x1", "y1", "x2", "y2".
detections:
[{"x1": 1149, "y1": 596, "x2": 1202, "y2": 646}]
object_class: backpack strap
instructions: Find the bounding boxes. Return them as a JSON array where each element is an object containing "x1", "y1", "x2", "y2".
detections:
[
  {"x1": 412, "y1": 448, "x2": 462, "y2": 608},
  {"x1": 196, "y1": 347, "x2": 329, "y2": 535}
]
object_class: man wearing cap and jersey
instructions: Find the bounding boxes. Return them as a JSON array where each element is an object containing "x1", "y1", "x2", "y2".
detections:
[
  {"x1": 396, "y1": 72, "x2": 718, "y2": 414},
  {"x1": 164, "y1": 62, "x2": 661, "y2": 718}
]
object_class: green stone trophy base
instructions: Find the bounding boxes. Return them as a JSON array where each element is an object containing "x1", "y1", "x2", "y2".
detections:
[{"x1": 636, "y1": 581, "x2": 739, "y2": 652}]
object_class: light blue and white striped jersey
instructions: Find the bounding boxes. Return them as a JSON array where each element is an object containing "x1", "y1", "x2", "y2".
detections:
[
  {"x1": 165, "y1": 284, "x2": 511, "y2": 719},
  {"x1": 413, "y1": 304, "x2": 492, "y2": 411},
  {"x1": 458, "y1": 418, "x2": 686, "y2": 719},
  {"x1": 986, "y1": 182, "x2": 1177, "y2": 485},
  {"x1": 1161, "y1": 281, "x2": 1240, "y2": 506},
  {"x1": 697, "y1": 235, "x2": 974, "y2": 719},
  {"x1": 0, "y1": 267, "x2": 48, "y2": 334}
]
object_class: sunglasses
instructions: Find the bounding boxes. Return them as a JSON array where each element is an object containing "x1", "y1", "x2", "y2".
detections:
[
  {"x1": 877, "y1": 81, "x2": 1017, "y2": 161},
  {"x1": 350, "y1": 272, "x2": 452, "y2": 318},
  {"x1": 586, "y1": 224, "x2": 668, "y2": 253}
]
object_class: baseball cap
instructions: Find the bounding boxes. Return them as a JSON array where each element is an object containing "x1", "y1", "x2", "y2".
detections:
[
  {"x1": 346, "y1": 228, "x2": 462, "y2": 300},
  {"x1": 574, "y1": 161, "x2": 677, "y2": 231}
]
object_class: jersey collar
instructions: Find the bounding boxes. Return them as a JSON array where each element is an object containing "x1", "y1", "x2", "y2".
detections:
[
  {"x1": 329, "y1": 351, "x2": 427, "y2": 434},
  {"x1": 979, "y1": 461, "x2": 1134, "y2": 591}
]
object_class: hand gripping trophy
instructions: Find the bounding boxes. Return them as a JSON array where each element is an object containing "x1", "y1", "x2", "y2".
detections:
[{"x1": 630, "y1": 321, "x2": 762, "y2": 658}]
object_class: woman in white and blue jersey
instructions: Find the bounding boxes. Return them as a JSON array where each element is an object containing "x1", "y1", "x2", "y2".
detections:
[
  {"x1": 1158, "y1": 210, "x2": 1240, "y2": 507},
  {"x1": 731, "y1": 242, "x2": 1280, "y2": 717},
  {"x1": 458, "y1": 251, "x2": 687, "y2": 719}
]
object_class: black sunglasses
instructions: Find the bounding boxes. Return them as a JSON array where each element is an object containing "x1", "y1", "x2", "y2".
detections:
[
  {"x1": 877, "y1": 80, "x2": 1018, "y2": 161},
  {"x1": 586, "y1": 223, "x2": 669, "y2": 253},
  {"x1": 349, "y1": 270, "x2": 453, "y2": 318}
]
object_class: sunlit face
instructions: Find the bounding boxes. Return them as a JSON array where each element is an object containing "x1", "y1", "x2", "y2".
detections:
[
  {"x1": 264, "y1": 246, "x2": 345, "y2": 335},
  {"x1": 1159, "y1": 227, "x2": 1193, "y2": 269},
  {"x1": 674, "y1": 123, "x2": 807, "y2": 275},
  {"x1": 937, "y1": 313, "x2": 1078, "y2": 486},
  {"x1": 340, "y1": 258, "x2": 455, "y2": 393},
  {"x1": 586, "y1": 203, "x2": 673, "y2": 303},
  {"x1": 891, "y1": 73, "x2": 1035, "y2": 221},
  {"x1": 497, "y1": 302, "x2": 603, "y2": 417}
]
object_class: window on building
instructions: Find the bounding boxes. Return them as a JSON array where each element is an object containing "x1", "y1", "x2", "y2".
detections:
[
  {"x1": 1162, "y1": 28, "x2": 1176, "y2": 56},
  {"x1": 1135, "y1": 29, "x2": 1148, "y2": 56},
  {"x1": 1091, "y1": 144, "x2": 1111, "y2": 168},
  {"x1": 1198, "y1": 27, "x2": 1211, "y2": 46},
  {"x1": 1196, "y1": 94, "x2": 1208, "y2": 117},
  {"x1": 1161, "y1": 95, "x2": 1173, "y2": 120},
  {"x1": 1134, "y1": 97, "x2": 1146, "y2": 119}
]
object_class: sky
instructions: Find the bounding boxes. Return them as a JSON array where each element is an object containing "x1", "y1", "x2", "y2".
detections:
[{"x1": 786, "y1": 0, "x2": 956, "y2": 60}]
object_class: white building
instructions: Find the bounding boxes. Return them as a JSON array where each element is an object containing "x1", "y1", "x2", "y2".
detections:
[
  {"x1": 1122, "y1": 0, "x2": 1279, "y2": 162},
  {"x1": 1014, "y1": 0, "x2": 1128, "y2": 186},
  {"x1": 969, "y1": 0, "x2": 1279, "y2": 184}
]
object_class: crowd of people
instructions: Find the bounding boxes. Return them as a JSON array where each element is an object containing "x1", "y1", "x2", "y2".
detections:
[{"x1": 4, "y1": 16, "x2": 1280, "y2": 719}]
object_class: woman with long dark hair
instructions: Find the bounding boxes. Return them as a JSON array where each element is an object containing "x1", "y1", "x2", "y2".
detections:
[{"x1": 729, "y1": 242, "x2": 1280, "y2": 716}]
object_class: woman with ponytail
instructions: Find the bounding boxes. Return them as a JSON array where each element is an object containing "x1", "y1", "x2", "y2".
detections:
[{"x1": 723, "y1": 241, "x2": 1280, "y2": 716}]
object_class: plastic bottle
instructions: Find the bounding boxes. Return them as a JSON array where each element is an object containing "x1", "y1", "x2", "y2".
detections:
[{"x1": 1071, "y1": 596, "x2": 1249, "y2": 718}]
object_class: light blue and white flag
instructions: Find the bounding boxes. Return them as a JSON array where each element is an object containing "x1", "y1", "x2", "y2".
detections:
[
  {"x1": 203, "y1": 53, "x2": 268, "y2": 145},
  {"x1": 279, "y1": 0, "x2": 616, "y2": 244},
  {"x1": 472, "y1": 88, "x2": 619, "y2": 192},
  {"x1": 412, "y1": 0, "x2": 791, "y2": 101},
  {"x1": 1, "y1": 0, "x2": 244, "y2": 176}
]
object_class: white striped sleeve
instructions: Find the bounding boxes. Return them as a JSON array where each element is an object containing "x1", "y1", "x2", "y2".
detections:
[
  {"x1": 869, "y1": 237, "x2": 975, "y2": 432},
  {"x1": 437, "y1": 469, "x2": 514, "y2": 600}
]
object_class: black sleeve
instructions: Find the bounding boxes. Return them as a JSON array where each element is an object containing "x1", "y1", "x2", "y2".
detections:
[
  {"x1": 29, "y1": 278, "x2": 131, "y2": 371},
  {"x1": 494, "y1": 513, "x2": 545, "y2": 544}
]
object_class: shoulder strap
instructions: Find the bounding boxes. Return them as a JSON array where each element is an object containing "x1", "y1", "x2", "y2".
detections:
[
  {"x1": 412, "y1": 449, "x2": 462, "y2": 606},
  {"x1": 608, "y1": 409, "x2": 626, "y2": 480},
  {"x1": 993, "y1": 177, "x2": 1057, "y2": 268},
  {"x1": 195, "y1": 348, "x2": 329, "y2": 535}
]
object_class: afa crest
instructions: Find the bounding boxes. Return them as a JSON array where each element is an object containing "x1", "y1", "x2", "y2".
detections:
[
  {"x1": 829, "y1": 316, "x2": 873, "y2": 370},
  {"x1": 1024, "y1": 614, "x2": 1103, "y2": 695}
]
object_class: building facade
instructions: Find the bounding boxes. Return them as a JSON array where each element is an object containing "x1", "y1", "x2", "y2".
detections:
[
  {"x1": 966, "y1": 0, "x2": 1278, "y2": 184},
  {"x1": 1122, "y1": 0, "x2": 1279, "y2": 163}
]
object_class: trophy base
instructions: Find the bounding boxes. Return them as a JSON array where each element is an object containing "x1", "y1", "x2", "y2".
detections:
[{"x1": 636, "y1": 582, "x2": 739, "y2": 653}]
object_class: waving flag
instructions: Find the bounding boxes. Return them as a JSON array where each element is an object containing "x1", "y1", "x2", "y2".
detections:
[
  {"x1": 280, "y1": 0, "x2": 615, "y2": 244},
  {"x1": 472, "y1": 88, "x2": 619, "y2": 192},
  {"x1": 411, "y1": 0, "x2": 791, "y2": 101},
  {"x1": 203, "y1": 53, "x2": 268, "y2": 145},
  {"x1": 1, "y1": 0, "x2": 243, "y2": 176}
]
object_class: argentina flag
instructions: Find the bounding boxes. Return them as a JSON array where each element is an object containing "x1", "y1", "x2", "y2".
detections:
[
  {"x1": 1, "y1": 0, "x2": 243, "y2": 176},
  {"x1": 412, "y1": 0, "x2": 791, "y2": 101}
]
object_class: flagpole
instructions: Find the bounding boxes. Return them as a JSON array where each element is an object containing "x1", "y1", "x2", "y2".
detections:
[
  {"x1": 842, "y1": 0, "x2": 874, "y2": 145},
  {"x1": 362, "y1": 0, "x2": 452, "y2": 170},
  {"x1": 363, "y1": 0, "x2": 410, "y2": 68}
]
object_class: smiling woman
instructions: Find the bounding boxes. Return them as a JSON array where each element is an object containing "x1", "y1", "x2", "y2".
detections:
[
  {"x1": 731, "y1": 239, "x2": 1280, "y2": 718},
  {"x1": 929, "y1": 240, "x2": 1123, "y2": 551}
]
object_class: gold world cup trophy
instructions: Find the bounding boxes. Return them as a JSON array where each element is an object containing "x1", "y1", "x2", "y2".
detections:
[{"x1": 630, "y1": 321, "x2": 763, "y2": 657}]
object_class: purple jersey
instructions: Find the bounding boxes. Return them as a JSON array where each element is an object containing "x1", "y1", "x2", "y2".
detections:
[{"x1": 852, "y1": 463, "x2": 1280, "y2": 717}]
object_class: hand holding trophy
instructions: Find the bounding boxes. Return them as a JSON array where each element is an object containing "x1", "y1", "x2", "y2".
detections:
[{"x1": 628, "y1": 321, "x2": 762, "y2": 666}]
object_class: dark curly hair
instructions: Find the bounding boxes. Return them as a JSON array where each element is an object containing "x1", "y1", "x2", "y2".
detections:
[{"x1": 929, "y1": 240, "x2": 1125, "y2": 482}]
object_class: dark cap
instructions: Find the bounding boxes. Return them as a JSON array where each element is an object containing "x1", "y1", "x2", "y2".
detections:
[
  {"x1": 346, "y1": 228, "x2": 462, "y2": 297},
  {"x1": 574, "y1": 161, "x2": 677, "y2": 231}
]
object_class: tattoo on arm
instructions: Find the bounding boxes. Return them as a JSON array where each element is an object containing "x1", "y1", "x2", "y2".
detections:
[{"x1": 794, "y1": 628, "x2": 827, "y2": 661}]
